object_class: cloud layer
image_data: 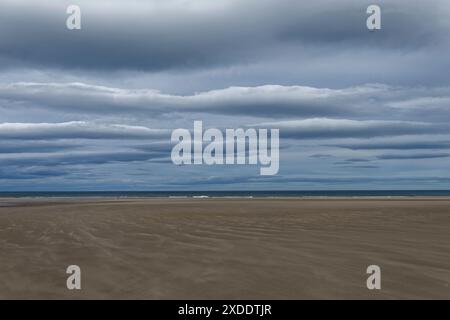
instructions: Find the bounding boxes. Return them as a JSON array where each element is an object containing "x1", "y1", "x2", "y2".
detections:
[
  {"x1": 2, "y1": 82, "x2": 450, "y2": 121},
  {"x1": 1, "y1": 0, "x2": 450, "y2": 72},
  {"x1": 1, "y1": 0, "x2": 450, "y2": 190}
]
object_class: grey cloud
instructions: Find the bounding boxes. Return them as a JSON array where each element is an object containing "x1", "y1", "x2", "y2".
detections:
[
  {"x1": 376, "y1": 153, "x2": 450, "y2": 160},
  {"x1": 336, "y1": 165, "x2": 380, "y2": 169},
  {"x1": 0, "y1": 82, "x2": 381, "y2": 117},
  {"x1": 1, "y1": 1, "x2": 450, "y2": 190},
  {"x1": 3, "y1": 82, "x2": 450, "y2": 120},
  {"x1": 0, "y1": 141, "x2": 79, "y2": 153},
  {"x1": 0, "y1": 167, "x2": 68, "y2": 180},
  {"x1": 343, "y1": 158, "x2": 372, "y2": 163},
  {"x1": 328, "y1": 140, "x2": 450, "y2": 150},
  {"x1": 166, "y1": 174, "x2": 450, "y2": 187},
  {"x1": 0, "y1": 150, "x2": 166, "y2": 167},
  {"x1": 309, "y1": 154, "x2": 333, "y2": 159},
  {"x1": 0, "y1": 121, "x2": 169, "y2": 140},
  {"x1": 333, "y1": 159, "x2": 373, "y2": 165},
  {"x1": 255, "y1": 118, "x2": 448, "y2": 139},
  {"x1": 1, "y1": 0, "x2": 448, "y2": 71},
  {"x1": 132, "y1": 142, "x2": 173, "y2": 153}
]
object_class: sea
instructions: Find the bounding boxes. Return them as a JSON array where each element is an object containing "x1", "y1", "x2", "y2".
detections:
[{"x1": 1, "y1": 190, "x2": 450, "y2": 198}]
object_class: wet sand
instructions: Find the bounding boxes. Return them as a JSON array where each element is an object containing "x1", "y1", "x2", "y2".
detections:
[{"x1": 0, "y1": 198, "x2": 449, "y2": 299}]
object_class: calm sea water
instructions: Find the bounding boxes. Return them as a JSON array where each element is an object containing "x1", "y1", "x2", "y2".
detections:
[{"x1": 1, "y1": 190, "x2": 450, "y2": 198}]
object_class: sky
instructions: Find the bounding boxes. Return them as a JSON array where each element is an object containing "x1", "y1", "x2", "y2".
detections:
[{"x1": 1, "y1": 0, "x2": 450, "y2": 191}]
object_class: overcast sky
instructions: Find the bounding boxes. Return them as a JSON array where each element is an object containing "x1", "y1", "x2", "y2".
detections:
[{"x1": 1, "y1": 0, "x2": 450, "y2": 191}]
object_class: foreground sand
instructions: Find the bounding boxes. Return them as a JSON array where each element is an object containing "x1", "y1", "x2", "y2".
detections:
[{"x1": 0, "y1": 198, "x2": 449, "y2": 299}]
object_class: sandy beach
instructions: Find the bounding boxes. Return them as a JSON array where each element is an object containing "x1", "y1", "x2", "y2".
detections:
[{"x1": 0, "y1": 198, "x2": 449, "y2": 299}]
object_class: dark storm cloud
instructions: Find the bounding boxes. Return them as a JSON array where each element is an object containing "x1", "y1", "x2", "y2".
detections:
[{"x1": 0, "y1": 0, "x2": 448, "y2": 71}]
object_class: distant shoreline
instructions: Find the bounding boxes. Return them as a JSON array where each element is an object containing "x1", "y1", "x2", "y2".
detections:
[{"x1": 2, "y1": 190, "x2": 450, "y2": 199}]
